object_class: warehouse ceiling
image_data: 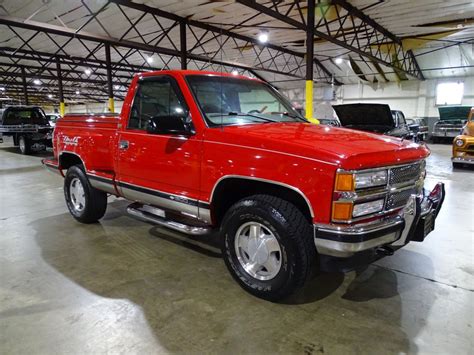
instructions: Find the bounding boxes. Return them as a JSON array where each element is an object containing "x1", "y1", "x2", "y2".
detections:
[{"x1": 0, "y1": 0, "x2": 472, "y2": 105}]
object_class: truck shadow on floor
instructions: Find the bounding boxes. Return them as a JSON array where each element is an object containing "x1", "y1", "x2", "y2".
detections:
[
  {"x1": 26, "y1": 205, "x2": 437, "y2": 353},
  {"x1": 104, "y1": 199, "x2": 344, "y2": 302},
  {"x1": 452, "y1": 165, "x2": 474, "y2": 172},
  {"x1": 0, "y1": 145, "x2": 53, "y2": 157},
  {"x1": 0, "y1": 164, "x2": 45, "y2": 175}
]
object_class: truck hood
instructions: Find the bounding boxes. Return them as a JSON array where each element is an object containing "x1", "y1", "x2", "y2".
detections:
[
  {"x1": 332, "y1": 103, "x2": 394, "y2": 133},
  {"x1": 215, "y1": 122, "x2": 429, "y2": 170},
  {"x1": 438, "y1": 106, "x2": 471, "y2": 121}
]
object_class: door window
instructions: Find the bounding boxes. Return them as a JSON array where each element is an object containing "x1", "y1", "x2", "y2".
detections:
[
  {"x1": 398, "y1": 112, "x2": 406, "y2": 125},
  {"x1": 128, "y1": 76, "x2": 187, "y2": 130}
]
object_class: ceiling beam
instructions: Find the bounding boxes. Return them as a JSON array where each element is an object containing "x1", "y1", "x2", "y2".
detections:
[
  {"x1": 236, "y1": 0, "x2": 424, "y2": 80},
  {"x1": 0, "y1": 70, "x2": 127, "y2": 86},
  {"x1": 0, "y1": 60, "x2": 133, "y2": 82},
  {"x1": 0, "y1": 15, "x2": 304, "y2": 80},
  {"x1": 108, "y1": 0, "x2": 339, "y2": 85}
]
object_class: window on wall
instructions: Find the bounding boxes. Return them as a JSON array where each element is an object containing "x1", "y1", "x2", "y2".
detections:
[{"x1": 436, "y1": 82, "x2": 464, "y2": 105}]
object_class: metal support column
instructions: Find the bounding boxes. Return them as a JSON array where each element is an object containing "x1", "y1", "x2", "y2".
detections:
[
  {"x1": 56, "y1": 57, "x2": 65, "y2": 116},
  {"x1": 20, "y1": 66, "x2": 28, "y2": 105},
  {"x1": 105, "y1": 43, "x2": 114, "y2": 113},
  {"x1": 305, "y1": 0, "x2": 317, "y2": 123},
  {"x1": 180, "y1": 20, "x2": 187, "y2": 70}
]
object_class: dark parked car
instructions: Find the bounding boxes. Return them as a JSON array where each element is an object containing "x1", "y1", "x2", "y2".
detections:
[
  {"x1": 0, "y1": 106, "x2": 53, "y2": 154},
  {"x1": 332, "y1": 103, "x2": 414, "y2": 140},
  {"x1": 406, "y1": 117, "x2": 429, "y2": 141}
]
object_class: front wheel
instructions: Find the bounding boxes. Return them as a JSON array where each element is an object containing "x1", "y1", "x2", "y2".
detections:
[
  {"x1": 64, "y1": 165, "x2": 107, "y2": 223},
  {"x1": 221, "y1": 194, "x2": 317, "y2": 301}
]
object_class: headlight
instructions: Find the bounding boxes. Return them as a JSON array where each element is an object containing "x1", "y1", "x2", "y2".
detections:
[
  {"x1": 455, "y1": 138, "x2": 464, "y2": 147},
  {"x1": 352, "y1": 199, "x2": 385, "y2": 217},
  {"x1": 355, "y1": 170, "x2": 387, "y2": 189},
  {"x1": 335, "y1": 170, "x2": 388, "y2": 191}
]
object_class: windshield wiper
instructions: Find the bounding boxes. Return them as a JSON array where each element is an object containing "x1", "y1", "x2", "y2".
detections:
[
  {"x1": 227, "y1": 112, "x2": 278, "y2": 123},
  {"x1": 278, "y1": 111, "x2": 307, "y2": 122}
]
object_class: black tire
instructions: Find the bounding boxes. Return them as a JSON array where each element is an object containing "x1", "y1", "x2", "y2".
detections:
[
  {"x1": 453, "y1": 162, "x2": 463, "y2": 169},
  {"x1": 221, "y1": 194, "x2": 317, "y2": 301},
  {"x1": 18, "y1": 136, "x2": 31, "y2": 155},
  {"x1": 64, "y1": 165, "x2": 107, "y2": 223}
]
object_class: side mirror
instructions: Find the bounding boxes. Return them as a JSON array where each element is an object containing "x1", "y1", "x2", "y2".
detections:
[{"x1": 146, "y1": 113, "x2": 193, "y2": 135}]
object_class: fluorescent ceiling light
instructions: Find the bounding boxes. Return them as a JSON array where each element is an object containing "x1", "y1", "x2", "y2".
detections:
[
  {"x1": 335, "y1": 57, "x2": 343, "y2": 65},
  {"x1": 258, "y1": 32, "x2": 268, "y2": 43},
  {"x1": 33, "y1": 79, "x2": 42, "y2": 85}
]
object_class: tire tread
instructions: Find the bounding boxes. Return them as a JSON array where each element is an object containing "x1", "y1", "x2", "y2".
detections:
[
  {"x1": 221, "y1": 194, "x2": 317, "y2": 301},
  {"x1": 64, "y1": 165, "x2": 107, "y2": 223}
]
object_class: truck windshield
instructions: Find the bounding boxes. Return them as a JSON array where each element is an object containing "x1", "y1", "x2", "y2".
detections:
[{"x1": 186, "y1": 75, "x2": 306, "y2": 127}]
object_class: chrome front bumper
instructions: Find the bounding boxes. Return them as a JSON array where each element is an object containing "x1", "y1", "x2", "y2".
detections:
[
  {"x1": 452, "y1": 156, "x2": 474, "y2": 165},
  {"x1": 314, "y1": 183, "x2": 445, "y2": 258},
  {"x1": 432, "y1": 130, "x2": 460, "y2": 138}
]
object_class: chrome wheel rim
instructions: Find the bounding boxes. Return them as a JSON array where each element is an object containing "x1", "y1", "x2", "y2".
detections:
[
  {"x1": 234, "y1": 221, "x2": 282, "y2": 281},
  {"x1": 19, "y1": 138, "x2": 25, "y2": 152},
  {"x1": 69, "y1": 177, "x2": 86, "y2": 212}
]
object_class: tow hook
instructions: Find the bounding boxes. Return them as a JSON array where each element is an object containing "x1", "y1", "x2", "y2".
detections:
[{"x1": 376, "y1": 246, "x2": 394, "y2": 256}]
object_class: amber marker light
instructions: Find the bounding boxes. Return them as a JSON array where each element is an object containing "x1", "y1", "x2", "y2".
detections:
[
  {"x1": 335, "y1": 173, "x2": 355, "y2": 191},
  {"x1": 332, "y1": 202, "x2": 353, "y2": 220}
]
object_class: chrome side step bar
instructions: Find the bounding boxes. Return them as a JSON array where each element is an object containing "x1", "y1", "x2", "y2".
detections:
[{"x1": 127, "y1": 204, "x2": 212, "y2": 236}]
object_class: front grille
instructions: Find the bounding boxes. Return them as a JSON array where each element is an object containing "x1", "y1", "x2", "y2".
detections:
[
  {"x1": 389, "y1": 162, "x2": 423, "y2": 186},
  {"x1": 335, "y1": 161, "x2": 426, "y2": 222},
  {"x1": 386, "y1": 188, "x2": 416, "y2": 210},
  {"x1": 466, "y1": 145, "x2": 474, "y2": 153}
]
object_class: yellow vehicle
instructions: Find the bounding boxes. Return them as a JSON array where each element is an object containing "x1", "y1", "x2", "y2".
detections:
[{"x1": 452, "y1": 108, "x2": 474, "y2": 168}]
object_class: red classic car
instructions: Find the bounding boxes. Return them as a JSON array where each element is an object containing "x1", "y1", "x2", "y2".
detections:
[{"x1": 43, "y1": 70, "x2": 444, "y2": 301}]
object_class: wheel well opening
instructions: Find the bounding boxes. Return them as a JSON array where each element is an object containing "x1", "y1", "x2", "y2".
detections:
[
  {"x1": 211, "y1": 178, "x2": 313, "y2": 225},
  {"x1": 59, "y1": 153, "x2": 83, "y2": 170}
]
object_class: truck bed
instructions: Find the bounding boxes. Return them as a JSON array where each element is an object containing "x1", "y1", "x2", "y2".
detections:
[{"x1": 55, "y1": 113, "x2": 120, "y2": 172}]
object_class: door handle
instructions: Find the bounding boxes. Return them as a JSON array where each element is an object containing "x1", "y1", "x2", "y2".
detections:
[{"x1": 119, "y1": 140, "x2": 129, "y2": 150}]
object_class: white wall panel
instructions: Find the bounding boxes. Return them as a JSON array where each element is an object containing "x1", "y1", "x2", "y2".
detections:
[{"x1": 283, "y1": 76, "x2": 474, "y2": 120}]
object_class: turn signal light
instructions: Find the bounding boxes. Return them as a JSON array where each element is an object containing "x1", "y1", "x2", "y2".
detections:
[
  {"x1": 335, "y1": 173, "x2": 355, "y2": 191},
  {"x1": 332, "y1": 202, "x2": 353, "y2": 220}
]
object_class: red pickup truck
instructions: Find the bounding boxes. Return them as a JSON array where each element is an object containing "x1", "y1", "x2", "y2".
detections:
[{"x1": 43, "y1": 70, "x2": 445, "y2": 301}]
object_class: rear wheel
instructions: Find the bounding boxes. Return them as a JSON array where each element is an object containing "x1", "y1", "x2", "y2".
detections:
[
  {"x1": 64, "y1": 165, "x2": 107, "y2": 223},
  {"x1": 18, "y1": 136, "x2": 31, "y2": 155},
  {"x1": 221, "y1": 194, "x2": 317, "y2": 301}
]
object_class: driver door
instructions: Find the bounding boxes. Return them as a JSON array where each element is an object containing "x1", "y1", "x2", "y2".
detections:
[{"x1": 116, "y1": 75, "x2": 202, "y2": 217}]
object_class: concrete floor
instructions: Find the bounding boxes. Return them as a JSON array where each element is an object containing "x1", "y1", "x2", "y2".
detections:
[{"x1": 0, "y1": 137, "x2": 472, "y2": 354}]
